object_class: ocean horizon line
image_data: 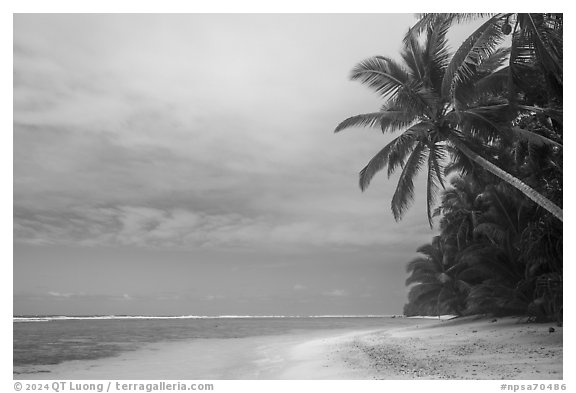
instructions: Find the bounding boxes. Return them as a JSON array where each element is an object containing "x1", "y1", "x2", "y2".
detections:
[{"x1": 13, "y1": 314, "x2": 402, "y2": 322}]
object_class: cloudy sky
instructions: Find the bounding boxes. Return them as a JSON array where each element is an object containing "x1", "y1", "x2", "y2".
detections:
[{"x1": 13, "y1": 14, "x2": 481, "y2": 316}]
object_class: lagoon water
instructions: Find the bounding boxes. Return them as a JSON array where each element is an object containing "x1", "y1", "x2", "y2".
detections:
[{"x1": 14, "y1": 316, "x2": 404, "y2": 376}]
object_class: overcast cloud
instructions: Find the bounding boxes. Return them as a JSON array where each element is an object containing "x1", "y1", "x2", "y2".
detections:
[
  {"x1": 14, "y1": 14, "x2": 437, "y2": 250},
  {"x1": 12, "y1": 13, "x2": 484, "y2": 315}
]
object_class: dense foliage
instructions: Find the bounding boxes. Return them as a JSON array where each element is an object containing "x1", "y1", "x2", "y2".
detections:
[{"x1": 335, "y1": 14, "x2": 562, "y2": 322}]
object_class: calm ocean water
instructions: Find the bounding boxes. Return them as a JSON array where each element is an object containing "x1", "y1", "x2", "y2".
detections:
[{"x1": 14, "y1": 316, "x2": 407, "y2": 373}]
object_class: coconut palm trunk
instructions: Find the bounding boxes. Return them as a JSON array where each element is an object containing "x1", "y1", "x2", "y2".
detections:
[{"x1": 452, "y1": 140, "x2": 562, "y2": 221}]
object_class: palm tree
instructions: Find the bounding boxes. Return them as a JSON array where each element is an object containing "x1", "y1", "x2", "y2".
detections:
[
  {"x1": 458, "y1": 181, "x2": 535, "y2": 315},
  {"x1": 433, "y1": 139, "x2": 562, "y2": 320},
  {"x1": 405, "y1": 236, "x2": 467, "y2": 316},
  {"x1": 335, "y1": 15, "x2": 563, "y2": 224},
  {"x1": 433, "y1": 175, "x2": 484, "y2": 252},
  {"x1": 411, "y1": 13, "x2": 562, "y2": 102}
]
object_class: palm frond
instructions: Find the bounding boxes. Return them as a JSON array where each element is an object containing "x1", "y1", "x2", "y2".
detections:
[
  {"x1": 442, "y1": 15, "x2": 506, "y2": 100},
  {"x1": 350, "y1": 56, "x2": 412, "y2": 98},
  {"x1": 406, "y1": 256, "x2": 436, "y2": 273},
  {"x1": 510, "y1": 14, "x2": 563, "y2": 101},
  {"x1": 406, "y1": 272, "x2": 441, "y2": 286},
  {"x1": 406, "y1": 14, "x2": 494, "y2": 43},
  {"x1": 334, "y1": 111, "x2": 411, "y2": 133},
  {"x1": 351, "y1": 56, "x2": 434, "y2": 115},
  {"x1": 387, "y1": 84, "x2": 438, "y2": 118},
  {"x1": 473, "y1": 67, "x2": 509, "y2": 99},
  {"x1": 385, "y1": 123, "x2": 430, "y2": 177},
  {"x1": 511, "y1": 127, "x2": 562, "y2": 148},
  {"x1": 426, "y1": 144, "x2": 447, "y2": 227},
  {"x1": 477, "y1": 47, "x2": 511, "y2": 74},
  {"x1": 407, "y1": 284, "x2": 442, "y2": 305},
  {"x1": 517, "y1": 105, "x2": 563, "y2": 126},
  {"x1": 459, "y1": 244, "x2": 521, "y2": 282},
  {"x1": 455, "y1": 49, "x2": 510, "y2": 106},
  {"x1": 453, "y1": 104, "x2": 513, "y2": 140},
  {"x1": 423, "y1": 17, "x2": 452, "y2": 92},
  {"x1": 517, "y1": 14, "x2": 563, "y2": 84},
  {"x1": 416, "y1": 240, "x2": 442, "y2": 259},
  {"x1": 391, "y1": 142, "x2": 429, "y2": 221},
  {"x1": 358, "y1": 125, "x2": 425, "y2": 191},
  {"x1": 474, "y1": 222, "x2": 507, "y2": 244},
  {"x1": 402, "y1": 32, "x2": 426, "y2": 82},
  {"x1": 378, "y1": 103, "x2": 421, "y2": 133}
]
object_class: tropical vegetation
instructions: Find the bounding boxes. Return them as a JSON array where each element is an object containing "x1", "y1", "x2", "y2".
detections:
[{"x1": 336, "y1": 14, "x2": 562, "y2": 322}]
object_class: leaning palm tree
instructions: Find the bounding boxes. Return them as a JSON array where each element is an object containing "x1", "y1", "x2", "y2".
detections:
[{"x1": 335, "y1": 15, "x2": 563, "y2": 224}]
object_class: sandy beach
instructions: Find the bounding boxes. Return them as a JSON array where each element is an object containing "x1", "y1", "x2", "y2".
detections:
[
  {"x1": 339, "y1": 316, "x2": 563, "y2": 380},
  {"x1": 16, "y1": 316, "x2": 562, "y2": 380}
]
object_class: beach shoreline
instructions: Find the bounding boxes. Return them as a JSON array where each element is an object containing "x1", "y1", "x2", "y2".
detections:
[{"x1": 15, "y1": 316, "x2": 562, "y2": 380}]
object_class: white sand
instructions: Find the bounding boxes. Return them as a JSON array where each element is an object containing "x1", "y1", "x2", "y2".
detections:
[
  {"x1": 343, "y1": 316, "x2": 563, "y2": 380},
  {"x1": 15, "y1": 317, "x2": 562, "y2": 380}
]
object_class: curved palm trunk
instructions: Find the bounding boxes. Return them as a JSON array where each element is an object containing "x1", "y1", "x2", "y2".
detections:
[{"x1": 453, "y1": 141, "x2": 563, "y2": 222}]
